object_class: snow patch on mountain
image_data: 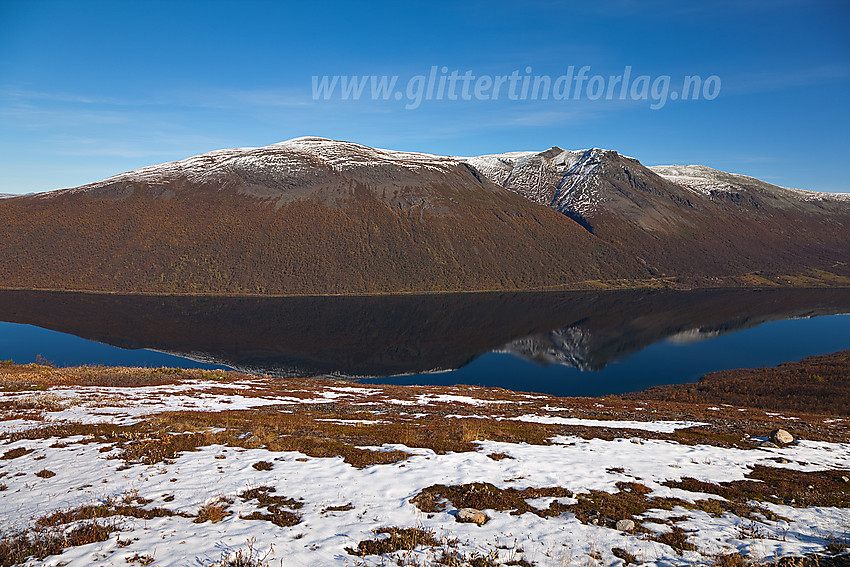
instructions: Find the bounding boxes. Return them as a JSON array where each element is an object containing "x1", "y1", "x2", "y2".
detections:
[
  {"x1": 466, "y1": 147, "x2": 615, "y2": 216},
  {"x1": 31, "y1": 138, "x2": 849, "y2": 209},
  {"x1": 43, "y1": 137, "x2": 468, "y2": 199},
  {"x1": 651, "y1": 164, "x2": 850, "y2": 202}
]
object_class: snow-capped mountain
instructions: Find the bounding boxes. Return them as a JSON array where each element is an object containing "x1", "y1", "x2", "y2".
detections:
[
  {"x1": 467, "y1": 147, "x2": 615, "y2": 217},
  {"x1": 1, "y1": 137, "x2": 849, "y2": 295},
  {"x1": 84, "y1": 137, "x2": 461, "y2": 188},
  {"x1": 49, "y1": 137, "x2": 486, "y2": 215},
  {"x1": 650, "y1": 164, "x2": 850, "y2": 204},
  {"x1": 466, "y1": 146, "x2": 849, "y2": 233}
]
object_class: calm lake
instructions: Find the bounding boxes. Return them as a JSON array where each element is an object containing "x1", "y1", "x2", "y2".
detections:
[{"x1": 0, "y1": 288, "x2": 848, "y2": 396}]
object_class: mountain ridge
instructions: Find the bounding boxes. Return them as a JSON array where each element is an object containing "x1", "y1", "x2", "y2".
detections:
[
  {"x1": 26, "y1": 138, "x2": 850, "y2": 202},
  {"x1": 1, "y1": 137, "x2": 848, "y2": 295}
]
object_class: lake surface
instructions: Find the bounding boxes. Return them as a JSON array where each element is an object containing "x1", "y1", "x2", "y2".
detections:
[{"x1": 0, "y1": 288, "x2": 848, "y2": 396}]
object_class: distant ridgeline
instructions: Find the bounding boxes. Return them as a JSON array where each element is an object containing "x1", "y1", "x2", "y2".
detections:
[{"x1": 2, "y1": 137, "x2": 849, "y2": 295}]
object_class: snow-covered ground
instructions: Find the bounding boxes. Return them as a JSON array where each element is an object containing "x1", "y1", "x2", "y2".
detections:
[{"x1": 1, "y1": 374, "x2": 848, "y2": 566}]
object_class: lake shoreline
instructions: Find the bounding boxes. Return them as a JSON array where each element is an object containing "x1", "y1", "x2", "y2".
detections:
[
  {"x1": 0, "y1": 272, "x2": 849, "y2": 300},
  {"x1": 2, "y1": 287, "x2": 850, "y2": 397},
  {"x1": 3, "y1": 348, "x2": 849, "y2": 416},
  {"x1": 622, "y1": 350, "x2": 850, "y2": 416}
]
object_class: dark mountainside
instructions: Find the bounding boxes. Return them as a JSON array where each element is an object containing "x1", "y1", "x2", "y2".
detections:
[{"x1": 1, "y1": 137, "x2": 848, "y2": 295}]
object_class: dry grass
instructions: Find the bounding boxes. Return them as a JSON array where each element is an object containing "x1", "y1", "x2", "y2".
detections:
[
  {"x1": 345, "y1": 527, "x2": 440, "y2": 557},
  {"x1": 121, "y1": 430, "x2": 224, "y2": 465},
  {"x1": 0, "y1": 447, "x2": 32, "y2": 460},
  {"x1": 664, "y1": 465, "x2": 850, "y2": 509},
  {"x1": 322, "y1": 503, "x2": 354, "y2": 513},
  {"x1": 567, "y1": 482, "x2": 666, "y2": 526},
  {"x1": 486, "y1": 452, "x2": 513, "y2": 461},
  {"x1": 7, "y1": 392, "x2": 68, "y2": 411},
  {"x1": 412, "y1": 482, "x2": 573, "y2": 518},
  {"x1": 651, "y1": 526, "x2": 699, "y2": 554},
  {"x1": 1, "y1": 364, "x2": 848, "y2": 566},
  {"x1": 437, "y1": 549, "x2": 501, "y2": 566},
  {"x1": 238, "y1": 486, "x2": 302, "y2": 510},
  {"x1": 148, "y1": 406, "x2": 558, "y2": 468},
  {"x1": 409, "y1": 477, "x2": 809, "y2": 557},
  {"x1": 238, "y1": 486, "x2": 302, "y2": 527},
  {"x1": 712, "y1": 551, "x2": 850, "y2": 566},
  {"x1": 202, "y1": 539, "x2": 275, "y2": 567},
  {"x1": 612, "y1": 547, "x2": 638, "y2": 565},
  {"x1": 0, "y1": 521, "x2": 117, "y2": 567},
  {"x1": 126, "y1": 552, "x2": 155, "y2": 565},
  {"x1": 194, "y1": 497, "x2": 232, "y2": 524},
  {"x1": 238, "y1": 509, "x2": 301, "y2": 528},
  {"x1": 626, "y1": 350, "x2": 850, "y2": 416},
  {"x1": 35, "y1": 498, "x2": 189, "y2": 528},
  {"x1": 0, "y1": 362, "x2": 237, "y2": 389}
]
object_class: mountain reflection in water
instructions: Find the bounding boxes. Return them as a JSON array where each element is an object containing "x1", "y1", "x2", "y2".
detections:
[{"x1": 0, "y1": 288, "x2": 849, "y2": 390}]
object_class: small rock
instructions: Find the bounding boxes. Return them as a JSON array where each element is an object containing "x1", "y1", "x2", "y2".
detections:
[
  {"x1": 768, "y1": 429, "x2": 794, "y2": 445},
  {"x1": 616, "y1": 519, "x2": 636, "y2": 532},
  {"x1": 456, "y1": 508, "x2": 489, "y2": 526},
  {"x1": 761, "y1": 441, "x2": 780, "y2": 449},
  {"x1": 841, "y1": 476, "x2": 849, "y2": 483}
]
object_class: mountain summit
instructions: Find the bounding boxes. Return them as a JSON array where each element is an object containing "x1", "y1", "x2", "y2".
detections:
[
  {"x1": 468, "y1": 145, "x2": 850, "y2": 281},
  {"x1": 1, "y1": 138, "x2": 848, "y2": 295}
]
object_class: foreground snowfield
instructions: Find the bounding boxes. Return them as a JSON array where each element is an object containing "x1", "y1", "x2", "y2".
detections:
[{"x1": 0, "y1": 369, "x2": 848, "y2": 566}]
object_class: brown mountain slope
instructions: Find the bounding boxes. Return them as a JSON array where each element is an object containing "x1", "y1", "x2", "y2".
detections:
[
  {"x1": 0, "y1": 138, "x2": 643, "y2": 295},
  {"x1": 1, "y1": 137, "x2": 848, "y2": 295},
  {"x1": 468, "y1": 148, "x2": 850, "y2": 282}
]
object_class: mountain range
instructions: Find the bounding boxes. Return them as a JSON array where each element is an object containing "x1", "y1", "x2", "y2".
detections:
[{"x1": 1, "y1": 137, "x2": 848, "y2": 295}]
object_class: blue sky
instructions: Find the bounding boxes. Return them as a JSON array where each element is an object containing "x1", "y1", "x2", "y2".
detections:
[{"x1": 1, "y1": 0, "x2": 848, "y2": 194}]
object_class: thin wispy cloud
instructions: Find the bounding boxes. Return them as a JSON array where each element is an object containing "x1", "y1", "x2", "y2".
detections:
[{"x1": 721, "y1": 64, "x2": 850, "y2": 96}]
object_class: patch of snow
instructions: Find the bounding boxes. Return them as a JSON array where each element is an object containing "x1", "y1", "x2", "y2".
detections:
[
  {"x1": 650, "y1": 164, "x2": 850, "y2": 202},
  {"x1": 465, "y1": 147, "x2": 613, "y2": 216},
  {"x1": 509, "y1": 414, "x2": 708, "y2": 433},
  {"x1": 416, "y1": 394, "x2": 508, "y2": 406},
  {"x1": 314, "y1": 419, "x2": 391, "y2": 425}
]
